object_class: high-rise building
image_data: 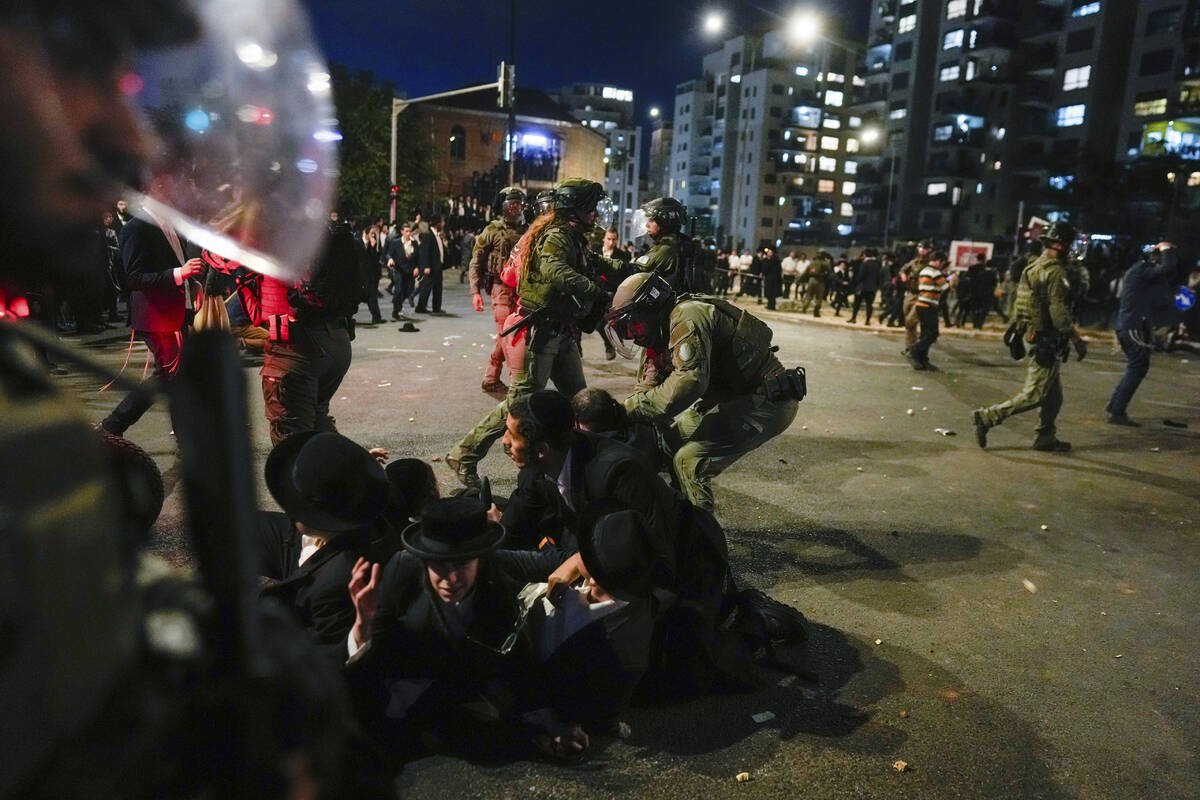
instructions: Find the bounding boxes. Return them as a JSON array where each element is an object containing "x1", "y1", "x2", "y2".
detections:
[
  {"x1": 670, "y1": 27, "x2": 861, "y2": 250},
  {"x1": 554, "y1": 83, "x2": 643, "y2": 242},
  {"x1": 648, "y1": 118, "x2": 674, "y2": 201}
]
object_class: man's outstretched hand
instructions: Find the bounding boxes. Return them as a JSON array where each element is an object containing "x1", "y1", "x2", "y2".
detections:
[{"x1": 348, "y1": 557, "x2": 380, "y2": 648}]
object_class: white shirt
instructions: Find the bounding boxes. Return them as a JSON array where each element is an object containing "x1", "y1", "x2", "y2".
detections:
[
  {"x1": 555, "y1": 456, "x2": 574, "y2": 510},
  {"x1": 781, "y1": 256, "x2": 799, "y2": 276},
  {"x1": 519, "y1": 582, "x2": 628, "y2": 662},
  {"x1": 298, "y1": 533, "x2": 326, "y2": 567}
]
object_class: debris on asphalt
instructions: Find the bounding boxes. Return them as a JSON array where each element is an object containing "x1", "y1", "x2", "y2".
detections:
[
  {"x1": 1023, "y1": 579, "x2": 1038, "y2": 593},
  {"x1": 1150, "y1": 447, "x2": 1161, "y2": 452},
  {"x1": 377, "y1": 382, "x2": 391, "y2": 387},
  {"x1": 801, "y1": 425, "x2": 809, "y2": 430},
  {"x1": 408, "y1": 417, "x2": 415, "y2": 422},
  {"x1": 1100, "y1": 611, "x2": 1106, "y2": 616},
  {"x1": 1115, "y1": 653, "x2": 1123, "y2": 659},
  {"x1": 893, "y1": 760, "x2": 909, "y2": 773},
  {"x1": 921, "y1": 406, "x2": 928, "y2": 411},
  {"x1": 751, "y1": 711, "x2": 775, "y2": 723},
  {"x1": 778, "y1": 458, "x2": 789, "y2": 464},
  {"x1": 911, "y1": 386, "x2": 924, "y2": 391},
  {"x1": 899, "y1": 710, "x2": 908, "y2": 719},
  {"x1": 856, "y1": 466, "x2": 865, "y2": 472},
  {"x1": 1163, "y1": 419, "x2": 1188, "y2": 428},
  {"x1": 735, "y1": 772, "x2": 752, "y2": 783},
  {"x1": 618, "y1": 721, "x2": 632, "y2": 739},
  {"x1": 777, "y1": 675, "x2": 797, "y2": 687},
  {"x1": 934, "y1": 428, "x2": 956, "y2": 436},
  {"x1": 906, "y1": 408, "x2": 915, "y2": 415},
  {"x1": 1040, "y1": 524, "x2": 1049, "y2": 531},
  {"x1": 874, "y1": 638, "x2": 883, "y2": 645},
  {"x1": 431, "y1": 456, "x2": 441, "y2": 462}
]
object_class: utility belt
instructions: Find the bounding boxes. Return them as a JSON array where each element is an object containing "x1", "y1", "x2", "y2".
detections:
[
  {"x1": 1030, "y1": 329, "x2": 1067, "y2": 367},
  {"x1": 267, "y1": 314, "x2": 349, "y2": 342},
  {"x1": 762, "y1": 366, "x2": 807, "y2": 403}
]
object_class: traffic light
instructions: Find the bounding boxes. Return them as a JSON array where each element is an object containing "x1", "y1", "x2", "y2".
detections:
[
  {"x1": 389, "y1": 185, "x2": 400, "y2": 200},
  {"x1": 497, "y1": 61, "x2": 516, "y2": 109}
]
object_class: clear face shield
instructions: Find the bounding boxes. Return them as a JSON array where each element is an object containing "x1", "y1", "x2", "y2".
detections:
[
  {"x1": 629, "y1": 208, "x2": 650, "y2": 240},
  {"x1": 121, "y1": 0, "x2": 339, "y2": 282},
  {"x1": 600, "y1": 305, "x2": 645, "y2": 360},
  {"x1": 593, "y1": 195, "x2": 614, "y2": 231}
]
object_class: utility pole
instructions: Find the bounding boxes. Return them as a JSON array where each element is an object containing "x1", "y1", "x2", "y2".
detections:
[
  {"x1": 507, "y1": 0, "x2": 517, "y2": 185},
  {"x1": 883, "y1": 137, "x2": 896, "y2": 249}
]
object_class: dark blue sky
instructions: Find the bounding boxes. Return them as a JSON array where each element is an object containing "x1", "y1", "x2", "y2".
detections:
[{"x1": 300, "y1": 0, "x2": 870, "y2": 124}]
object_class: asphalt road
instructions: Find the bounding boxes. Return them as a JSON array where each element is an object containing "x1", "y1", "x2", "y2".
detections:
[{"x1": 61, "y1": 277, "x2": 1200, "y2": 799}]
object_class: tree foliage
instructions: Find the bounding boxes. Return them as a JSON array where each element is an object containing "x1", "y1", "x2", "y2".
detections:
[{"x1": 328, "y1": 65, "x2": 439, "y2": 224}]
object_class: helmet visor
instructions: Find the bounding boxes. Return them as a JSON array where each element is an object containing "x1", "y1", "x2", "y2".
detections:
[
  {"x1": 121, "y1": 0, "x2": 338, "y2": 282},
  {"x1": 594, "y1": 195, "x2": 614, "y2": 231},
  {"x1": 629, "y1": 208, "x2": 650, "y2": 240}
]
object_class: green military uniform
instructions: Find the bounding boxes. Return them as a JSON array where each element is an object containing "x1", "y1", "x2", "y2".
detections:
[
  {"x1": 449, "y1": 219, "x2": 607, "y2": 470},
  {"x1": 799, "y1": 254, "x2": 832, "y2": 314},
  {"x1": 624, "y1": 296, "x2": 798, "y2": 510},
  {"x1": 973, "y1": 250, "x2": 1074, "y2": 445},
  {"x1": 633, "y1": 232, "x2": 684, "y2": 290},
  {"x1": 470, "y1": 218, "x2": 523, "y2": 386},
  {"x1": 898, "y1": 255, "x2": 928, "y2": 350}
]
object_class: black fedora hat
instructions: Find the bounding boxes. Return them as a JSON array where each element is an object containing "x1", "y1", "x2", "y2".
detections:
[
  {"x1": 401, "y1": 496, "x2": 505, "y2": 561},
  {"x1": 265, "y1": 431, "x2": 389, "y2": 533},
  {"x1": 578, "y1": 509, "x2": 671, "y2": 602}
]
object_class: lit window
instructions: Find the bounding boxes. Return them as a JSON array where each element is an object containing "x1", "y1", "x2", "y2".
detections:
[
  {"x1": 821, "y1": 136, "x2": 839, "y2": 151},
  {"x1": 927, "y1": 182, "x2": 948, "y2": 196},
  {"x1": 993, "y1": 160, "x2": 1002, "y2": 170},
  {"x1": 1048, "y1": 175, "x2": 1074, "y2": 190},
  {"x1": 840, "y1": 203, "x2": 854, "y2": 217},
  {"x1": 842, "y1": 181, "x2": 857, "y2": 195},
  {"x1": 730, "y1": 74, "x2": 742, "y2": 84},
  {"x1": 818, "y1": 156, "x2": 837, "y2": 173},
  {"x1": 898, "y1": 15, "x2": 916, "y2": 33},
  {"x1": 934, "y1": 125, "x2": 953, "y2": 141},
  {"x1": 823, "y1": 117, "x2": 842, "y2": 129},
  {"x1": 889, "y1": 107, "x2": 908, "y2": 119},
  {"x1": 1133, "y1": 97, "x2": 1167, "y2": 116},
  {"x1": 849, "y1": 116, "x2": 862, "y2": 127},
  {"x1": 845, "y1": 160, "x2": 858, "y2": 175},
  {"x1": 681, "y1": 180, "x2": 687, "y2": 188},
  {"x1": 996, "y1": 127, "x2": 1006, "y2": 139},
  {"x1": 846, "y1": 138, "x2": 860, "y2": 152},
  {"x1": 826, "y1": 73, "x2": 845, "y2": 83},
  {"x1": 795, "y1": 65, "x2": 810, "y2": 76},
  {"x1": 1072, "y1": 2, "x2": 1100, "y2": 17},
  {"x1": 947, "y1": 0, "x2": 967, "y2": 19},
  {"x1": 1063, "y1": 65, "x2": 1091, "y2": 91},
  {"x1": 965, "y1": 60, "x2": 977, "y2": 81},
  {"x1": 783, "y1": 130, "x2": 791, "y2": 141},
  {"x1": 1189, "y1": 172, "x2": 1200, "y2": 187},
  {"x1": 976, "y1": 182, "x2": 983, "y2": 194},
  {"x1": 818, "y1": 179, "x2": 835, "y2": 193},
  {"x1": 944, "y1": 29, "x2": 964, "y2": 49},
  {"x1": 825, "y1": 89, "x2": 844, "y2": 107},
  {"x1": 940, "y1": 65, "x2": 961, "y2": 82},
  {"x1": 1056, "y1": 104, "x2": 1086, "y2": 127}
]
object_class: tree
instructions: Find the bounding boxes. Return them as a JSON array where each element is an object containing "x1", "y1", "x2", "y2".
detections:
[{"x1": 327, "y1": 65, "x2": 439, "y2": 224}]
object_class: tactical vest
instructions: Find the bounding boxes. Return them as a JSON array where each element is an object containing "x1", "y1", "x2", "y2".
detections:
[
  {"x1": 1013, "y1": 252, "x2": 1068, "y2": 338},
  {"x1": 690, "y1": 295, "x2": 780, "y2": 392}
]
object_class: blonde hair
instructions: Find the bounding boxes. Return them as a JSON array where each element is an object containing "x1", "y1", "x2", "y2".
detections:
[{"x1": 516, "y1": 210, "x2": 558, "y2": 281}]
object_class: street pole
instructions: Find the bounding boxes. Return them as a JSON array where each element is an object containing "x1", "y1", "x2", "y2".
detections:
[
  {"x1": 883, "y1": 138, "x2": 895, "y2": 249},
  {"x1": 507, "y1": 0, "x2": 517, "y2": 186},
  {"x1": 389, "y1": 100, "x2": 399, "y2": 224}
]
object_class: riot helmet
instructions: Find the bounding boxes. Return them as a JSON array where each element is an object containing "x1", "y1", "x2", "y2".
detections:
[
  {"x1": 552, "y1": 177, "x2": 613, "y2": 230},
  {"x1": 1041, "y1": 222, "x2": 1077, "y2": 248},
  {"x1": 605, "y1": 271, "x2": 676, "y2": 349},
  {"x1": 631, "y1": 196, "x2": 686, "y2": 238},
  {"x1": 493, "y1": 185, "x2": 527, "y2": 224},
  {"x1": 533, "y1": 189, "x2": 555, "y2": 218}
]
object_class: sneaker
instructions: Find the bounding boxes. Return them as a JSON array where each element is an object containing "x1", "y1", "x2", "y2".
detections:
[
  {"x1": 1107, "y1": 414, "x2": 1139, "y2": 427},
  {"x1": 1033, "y1": 438, "x2": 1071, "y2": 453},
  {"x1": 908, "y1": 352, "x2": 927, "y2": 370},
  {"x1": 444, "y1": 454, "x2": 481, "y2": 489},
  {"x1": 971, "y1": 410, "x2": 989, "y2": 449}
]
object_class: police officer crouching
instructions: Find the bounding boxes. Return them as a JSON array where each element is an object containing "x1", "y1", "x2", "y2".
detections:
[
  {"x1": 972, "y1": 222, "x2": 1087, "y2": 452},
  {"x1": 605, "y1": 272, "x2": 806, "y2": 511}
]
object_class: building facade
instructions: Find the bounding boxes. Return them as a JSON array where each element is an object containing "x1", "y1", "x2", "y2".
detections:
[{"x1": 554, "y1": 83, "x2": 643, "y2": 243}]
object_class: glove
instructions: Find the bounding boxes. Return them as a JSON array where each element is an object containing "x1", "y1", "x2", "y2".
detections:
[{"x1": 1073, "y1": 337, "x2": 1088, "y2": 362}]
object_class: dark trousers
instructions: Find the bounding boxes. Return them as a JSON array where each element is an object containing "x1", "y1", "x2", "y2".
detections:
[
  {"x1": 912, "y1": 304, "x2": 940, "y2": 363},
  {"x1": 392, "y1": 269, "x2": 415, "y2": 316},
  {"x1": 102, "y1": 329, "x2": 183, "y2": 435},
  {"x1": 261, "y1": 322, "x2": 353, "y2": 446},
  {"x1": 360, "y1": 272, "x2": 383, "y2": 322},
  {"x1": 850, "y1": 290, "x2": 876, "y2": 323},
  {"x1": 414, "y1": 268, "x2": 443, "y2": 312},
  {"x1": 1106, "y1": 329, "x2": 1151, "y2": 417}
]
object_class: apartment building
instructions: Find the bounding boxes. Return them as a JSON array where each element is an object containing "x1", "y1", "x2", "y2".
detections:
[
  {"x1": 670, "y1": 29, "x2": 860, "y2": 250},
  {"x1": 554, "y1": 83, "x2": 643, "y2": 242}
]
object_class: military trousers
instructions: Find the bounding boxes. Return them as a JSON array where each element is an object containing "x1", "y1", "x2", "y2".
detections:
[
  {"x1": 450, "y1": 327, "x2": 586, "y2": 466},
  {"x1": 260, "y1": 321, "x2": 352, "y2": 446},
  {"x1": 665, "y1": 392, "x2": 798, "y2": 511},
  {"x1": 798, "y1": 279, "x2": 824, "y2": 313},
  {"x1": 975, "y1": 355, "x2": 1062, "y2": 441},
  {"x1": 903, "y1": 294, "x2": 919, "y2": 349},
  {"x1": 483, "y1": 284, "x2": 516, "y2": 385}
]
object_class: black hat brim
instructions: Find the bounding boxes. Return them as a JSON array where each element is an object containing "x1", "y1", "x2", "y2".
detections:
[
  {"x1": 265, "y1": 431, "x2": 386, "y2": 533},
  {"x1": 400, "y1": 520, "x2": 506, "y2": 561}
]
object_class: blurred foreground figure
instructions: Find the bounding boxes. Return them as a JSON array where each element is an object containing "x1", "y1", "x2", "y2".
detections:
[{"x1": 0, "y1": 2, "x2": 374, "y2": 797}]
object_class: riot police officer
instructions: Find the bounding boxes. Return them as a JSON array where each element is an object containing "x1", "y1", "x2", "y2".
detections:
[
  {"x1": 446, "y1": 177, "x2": 619, "y2": 487},
  {"x1": 630, "y1": 196, "x2": 689, "y2": 291},
  {"x1": 972, "y1": 222, "x2": 1087, "y2": 452},
  {"x1": 605, "y1": 272, "x2": 804, "y2": 511},
  {"x1": 471, "y1": 185, "x2": 527, "y2": 393}
]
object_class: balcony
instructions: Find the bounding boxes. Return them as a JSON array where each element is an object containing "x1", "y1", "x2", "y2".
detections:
[
  {"x1": 1023, "y1": 43, "x2": 1057, "y2": 77},
  {"x1": 1019, "y1": 79, "x2": 1054, "y2": 107},
  {"x1": 925, "y1": 150, "x2": 981, "y2": 178},
  {"x1": 869, "y1": 23, "x2": 895, "y2": 48},
  {"x1": 969, "y1": 24, "x2": 1019, "y2": 53},
  {"x1": 876, "y1": 0, "x2": 896, "y2": 21},
  {"x1": 1013, "y1": 147, "x2": 1052, "y2": 174},
  {"x1": 1027, "y1": 6, "x2": 1064, "y2": 36},
  {"x1": 935, "y1": 92, "x2": 993, "y2": 118}
]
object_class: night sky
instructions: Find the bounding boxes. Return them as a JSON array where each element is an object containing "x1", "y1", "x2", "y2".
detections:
[{"x1": 300, "y1": 0, "x2": 870, "y2": 125}]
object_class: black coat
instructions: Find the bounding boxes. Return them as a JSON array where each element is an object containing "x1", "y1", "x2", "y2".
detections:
[
  {"x1": 121, "y1": 217, "x2": 188, "y2": 332},
  {"x1": 417, "y1": 229, "x2": 447, "y2": 272},
  {"x1": 856, "y1": 257, "x2": 883, "y2": 293}
]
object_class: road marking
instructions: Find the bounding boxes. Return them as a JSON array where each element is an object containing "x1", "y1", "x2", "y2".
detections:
[
  {"x1": 1143, "y1": 400, "x2": 1200, "y2": 410},
  {"x1": 367, "y1": 348, "x2": 437, "y2": 353},
  {"x1": 827, "y1": 352, "x2": 910, "y2": 367}
]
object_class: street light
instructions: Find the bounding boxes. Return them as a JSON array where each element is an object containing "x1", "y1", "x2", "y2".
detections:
[
  {"x1": 703, "y1": 11, "x2": 725, "y2": 36},
  {"x1": 649, "y1": 106, "x2": 660, "y2": 118},
  {"x1": 787, "y1": 10, "x2": 821, "y2": 46}
]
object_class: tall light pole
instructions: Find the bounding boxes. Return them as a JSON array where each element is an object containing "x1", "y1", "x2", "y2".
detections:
[
  {"x1": 506, "y1": 0, "x2": 517, "y2": 185},
  {"x1": 862, "y1": 127, "x2": 895, "y2": 248}
]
